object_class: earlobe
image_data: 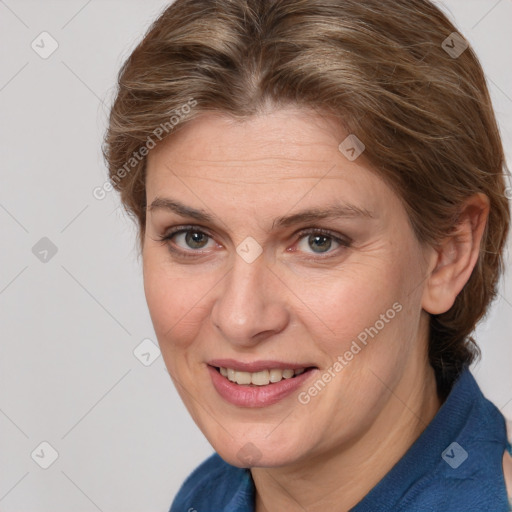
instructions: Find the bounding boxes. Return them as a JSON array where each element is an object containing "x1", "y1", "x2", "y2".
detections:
[{"x1": 421, "y1": 194, "x2": 490, "y2": 315}]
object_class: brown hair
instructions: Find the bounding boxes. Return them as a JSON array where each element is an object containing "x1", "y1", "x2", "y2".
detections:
[{"x1": 102, "y1": 0, "x2": 510, "y2": 396}]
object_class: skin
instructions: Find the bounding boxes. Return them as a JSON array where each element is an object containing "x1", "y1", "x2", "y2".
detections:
[
  {"x1": 142, "y1": 107, "x2": 498, "y2": 511},
  {"x1": 505, "y1": 422, "x2": 512, "y2": 500}
]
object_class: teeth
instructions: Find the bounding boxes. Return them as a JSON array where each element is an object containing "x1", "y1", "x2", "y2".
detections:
[
  {"x1": 269, "y1": 369, "x2": 283, "y2": 383},
  {"x1": 234, "y1": 371, "x2": 252, "y2": 385},
  {"x1": 282, "y1": 369, "x2": 294, "y2": 379},
  {"x1": 251, "y1": 370, "x2": 270, "y2": 386},
  {"x1": 219, "y1": 366, "x2": 307, "y2": 386}
]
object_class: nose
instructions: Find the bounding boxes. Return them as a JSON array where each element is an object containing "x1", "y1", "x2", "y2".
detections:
[{"x1": 210, "y1": 252, "x2": 290, "y2": 349}]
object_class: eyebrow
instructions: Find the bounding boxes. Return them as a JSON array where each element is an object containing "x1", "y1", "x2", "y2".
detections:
[{"x1": 148, "y1": 197, "x2": 374, "y2": 229}]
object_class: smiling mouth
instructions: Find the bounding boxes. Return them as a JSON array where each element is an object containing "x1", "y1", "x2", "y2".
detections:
[{"x1": 212, "y1": 366, "x2": 317, "y2": 386}]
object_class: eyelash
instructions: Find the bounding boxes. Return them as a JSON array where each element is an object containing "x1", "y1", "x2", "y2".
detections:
[{"x1": 155, "y1": 225, "x2": 351, "y2": 260}]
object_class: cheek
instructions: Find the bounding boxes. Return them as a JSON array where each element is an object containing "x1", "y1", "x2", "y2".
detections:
[
  {"x1": 304, "y1": 253, "x2": 423, "y2": 396},
  {"x1": 142, "y1": 250, "x2": 212, "y2": 352},
  {"x1": 303, "y1": 261, "x2": 404, "y2": 345},
  {"x1": 306, "y1": 266, "x2": 421, "y2": 427}
]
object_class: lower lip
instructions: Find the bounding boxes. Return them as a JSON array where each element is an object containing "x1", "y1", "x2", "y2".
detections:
[{"x1": 208, "y1": 365, "x2": 316, "y2": 408}]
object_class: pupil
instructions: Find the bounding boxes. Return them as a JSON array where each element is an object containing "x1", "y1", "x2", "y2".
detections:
[{"x1": 309, "y1": 234, "x2": 331, "y2": 253}]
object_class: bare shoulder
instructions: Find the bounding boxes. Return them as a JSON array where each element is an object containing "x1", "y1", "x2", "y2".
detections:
[
  {"x1": 505, "y1": 449, "x2": 512, "y2": 499},
  {"x1": 505, "y1": 420, "x2": 512, "y2": 500}
]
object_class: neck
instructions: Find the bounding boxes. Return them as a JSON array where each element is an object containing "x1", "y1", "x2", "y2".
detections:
[{"x1": 252, "y1": 361, "x2": 441, "y2": 512}]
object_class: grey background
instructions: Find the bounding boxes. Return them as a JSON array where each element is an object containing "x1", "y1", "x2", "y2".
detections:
[{"x1": 0, "y1": 1, "x2": 511, "y2": 511}]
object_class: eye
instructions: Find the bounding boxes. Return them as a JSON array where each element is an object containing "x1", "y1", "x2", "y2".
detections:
[
  {"x1": 294, "y1": 228, "x2": 350, "y2": 256},
  {"x1": 157, "y1": 226, "x2": 217, "y2": 256},
  {"x1": 174, "y1": 230, "x2": 213, "y2": 250},
  {"x1": 155, "y1": 225, "x2": 351, "y2": 259}
]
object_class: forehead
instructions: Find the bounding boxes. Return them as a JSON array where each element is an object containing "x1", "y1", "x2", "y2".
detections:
[
  {"x1": 145, "y1": 109, "x2": 402, "y2": 220},
  {"x1": 151, "y1": 109, "x2": 341, "y2": 171}
]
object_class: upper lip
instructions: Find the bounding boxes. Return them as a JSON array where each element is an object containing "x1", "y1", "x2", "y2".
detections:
[{"x1": 208, "y1": 359, "x2": 317, "y2": 373}]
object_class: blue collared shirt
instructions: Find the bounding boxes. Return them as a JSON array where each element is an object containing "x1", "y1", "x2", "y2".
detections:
[{"x1": 170, "y1": 368, "x2": 512, "y2": 511}]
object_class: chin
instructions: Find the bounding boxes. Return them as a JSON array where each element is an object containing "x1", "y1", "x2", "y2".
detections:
[
  {"x1": 219, "y1": 444, "x2": 301, "y2": 469},
  {"x1": 206, "y1": 426, "x2": 307, "y2": 469}
]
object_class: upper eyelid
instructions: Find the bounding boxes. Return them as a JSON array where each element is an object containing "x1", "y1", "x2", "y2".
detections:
[
  {"x1": 162, "y1": 225, "x2": 216, "y2": 242},
  {"x1": 163, "y1": 225, "x2": 345, "y2": 238}
]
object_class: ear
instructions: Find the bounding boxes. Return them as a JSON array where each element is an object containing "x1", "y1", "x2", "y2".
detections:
[{"x1": 421, "y1": 193, "x2": 490, "y2": 315}]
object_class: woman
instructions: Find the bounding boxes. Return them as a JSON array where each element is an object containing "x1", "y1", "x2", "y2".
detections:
[{"x1": 103, "y1": 0, "x2": 512, "y2": 510}]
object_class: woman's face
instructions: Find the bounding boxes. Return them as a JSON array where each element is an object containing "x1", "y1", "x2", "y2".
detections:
[{"x1": 143, "y1": 107, "x2": 434, "y2": 468}]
